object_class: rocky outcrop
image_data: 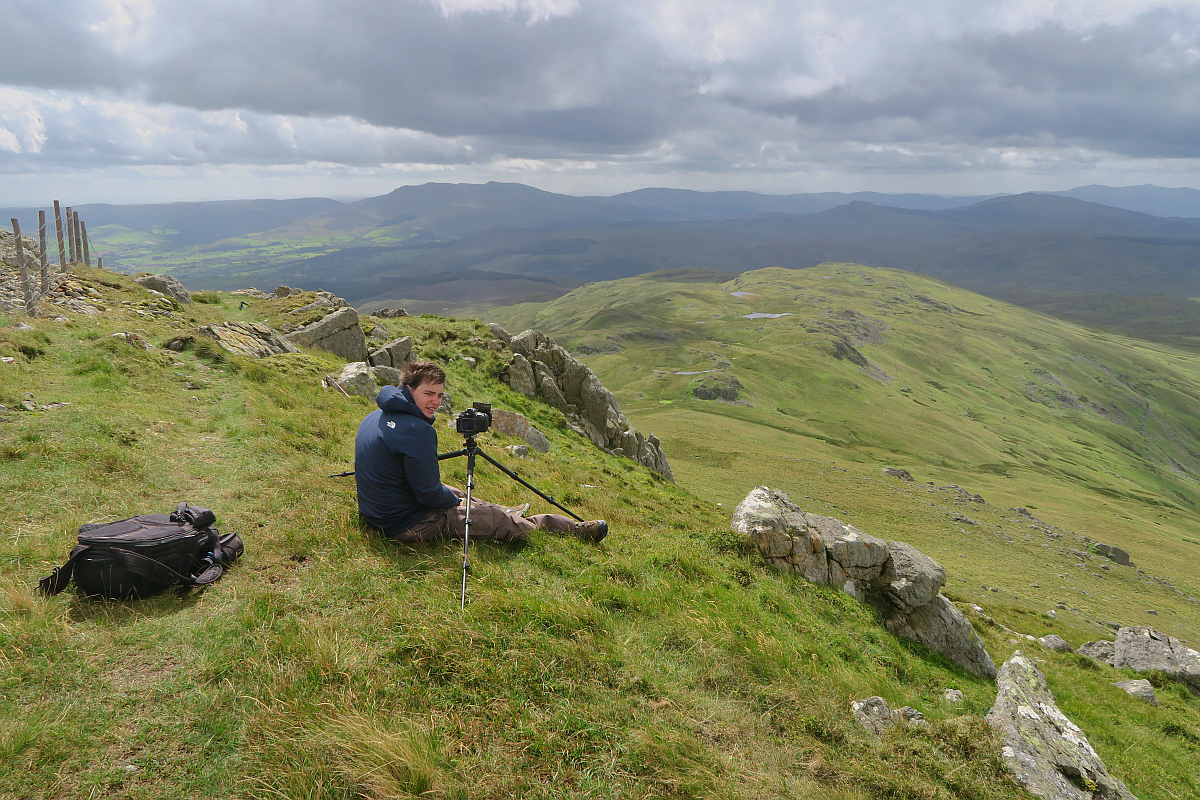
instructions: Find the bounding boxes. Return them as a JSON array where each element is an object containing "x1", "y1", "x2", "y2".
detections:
[
  {"x1": 198, "y1": 322, "x2": 299, "y2": 358},
  {"x1": 285, "y1": 307, "x2": 369, "y2": 362},
  {"x1": 1112, "y1": 626, "x2": 1200, "y2": 695},
  {"x1": 987, "y1": 651, "x2": 1138, "y2": 800},
  {"x1": 1093, "y1": 543, "x2": 1132, "y2": 567},
  {"x1": 731, "y1": 486, "x2": 996, "y2": 679},
  {"x1": 134, "y1": 274, "x2": 192, "y2": 304},
  {"x1": 368, "y1": 336, "x2": 414, "y2": 368},
  {"x1": 489, "y1": 408, "x2": 551, "y2": 453},
  {"x1": 1077, "y1": 641, "x2": 1115, "y2": 664},
  {"x1": 497, "y1": 327, "x2": 672, "y2": 480}
]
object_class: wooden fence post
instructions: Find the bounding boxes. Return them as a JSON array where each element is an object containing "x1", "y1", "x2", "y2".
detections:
[
  {"x1": 38, "y1": 210, "x2": 48, "y2": 293},
  {"x1": 72, "y1": 212, "x2": 82, "y2": 266},
  {"x1": 64, "y1": 206, "x2": 75, "y2": 262},
  {"x1": 81, "y1": 221, "x2": 91, "y2": 268},
  {"x1": 11, "y1": 219, "x2": 33, "y2": 314},
  {"x1": 53, "y1": 200, "x2": 66, "y2": 268}
]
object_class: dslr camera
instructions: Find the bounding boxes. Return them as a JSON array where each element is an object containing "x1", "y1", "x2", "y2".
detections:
[{"x1": 455, "y1": 402, "x2": 492, "y2": 436}]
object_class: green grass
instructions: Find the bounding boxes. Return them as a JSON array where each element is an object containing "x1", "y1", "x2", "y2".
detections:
[{"x1": 2, "y1": 273, "x2": 1199, "y2": 798}]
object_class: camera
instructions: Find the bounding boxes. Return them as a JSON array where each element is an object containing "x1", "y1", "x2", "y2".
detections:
[{"x1": 455, "y1": 402, "x2": 492, "y2": 436}]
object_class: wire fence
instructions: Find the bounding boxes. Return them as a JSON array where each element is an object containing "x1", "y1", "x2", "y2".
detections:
[{"x1": 7, "y1": 200, "x2": 102, "y2": 317}]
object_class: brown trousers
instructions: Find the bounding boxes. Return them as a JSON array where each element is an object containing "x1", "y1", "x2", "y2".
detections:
[{"x1": 387, "y1": 499, "x2": 575, "y2": 544}]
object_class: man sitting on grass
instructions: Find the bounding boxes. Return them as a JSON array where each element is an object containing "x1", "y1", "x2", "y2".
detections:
[{"x1": 354, "y1": 361, "x2": 608, "y2": 543}]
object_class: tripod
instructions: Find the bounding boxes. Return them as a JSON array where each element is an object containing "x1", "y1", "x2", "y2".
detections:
[{"x1": 437, "y1": 435, "x2": 583, "y2": 609}]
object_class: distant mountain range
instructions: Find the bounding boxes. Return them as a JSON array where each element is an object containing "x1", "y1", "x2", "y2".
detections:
[{"x1": 8, "y1": 182, "x2": 1200, "y2": 329}]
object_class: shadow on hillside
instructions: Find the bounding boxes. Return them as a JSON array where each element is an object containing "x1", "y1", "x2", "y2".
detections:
[
  {"x1": 66, "y1": 590, "x2": 204, "y2": 625},
  {"x1": 359, "y1": 521, "x2": 530, "y2": 575}
]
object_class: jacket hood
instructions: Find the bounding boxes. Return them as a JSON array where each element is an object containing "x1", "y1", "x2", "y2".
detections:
[{"x1": 376, "y1": 385, "x2": 433, "y2": 423}]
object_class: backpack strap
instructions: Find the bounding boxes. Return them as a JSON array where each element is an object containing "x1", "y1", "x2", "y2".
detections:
[
  {"x1": 112, "y1": 547, "x2": 225, "y2": 588},
  {"x1": 37, "y1": 544, "x2": 89, "y2": 596}
]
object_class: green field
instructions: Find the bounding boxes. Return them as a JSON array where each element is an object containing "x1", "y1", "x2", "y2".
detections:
[{"x1": 2, "y1": 267, "x2": 1200, "y2": 798}]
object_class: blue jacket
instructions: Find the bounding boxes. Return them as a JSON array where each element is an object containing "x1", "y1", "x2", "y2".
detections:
[{"x1": 354, "y1": 385, "x2": 460, "y2": 533}]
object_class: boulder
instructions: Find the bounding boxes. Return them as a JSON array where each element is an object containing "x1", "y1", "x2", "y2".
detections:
[
  {"x1": 1113, "y1": 679, "x2": 1157, "y2": 706},
  {"x1": 375, "y1": 308, "x2": 409, "y2": 318},
  {"x1": 882, "y1": 594, "x2": 997, "y2": 680},
  {"x1": 331, "y1": 362, "x2": 378, "y2": 399},
  {"x1": 275, "y1": 285, "x2": 303, "y2": 297},
  {"x1": 198, "y1": 322, "x2": 299, "y2": 358},
  {"x1": 882, "y1": 467, "x2": 914, "y2": 481},
  {"x1": 134, "y1": 273, "x2": 191, "y2": 304},
  {"x1": 505, "y1": 353, "x2": 538, "y2": 396},
  {"x1": 878, "y1": 540, "x2": 945, "y2": 611},
  {"x1": 987, "y1": 651, "x2": 1137, "y2": 800},
  {"x1": 369, "y1": 336, "x2": 414, "y2": 368},
  {"x1": 285, "y1": 307, "x2": 369, "y2": 362},
  {"x1": 1094, "y1": 544, "x2": 1132, "y2": 567},
  {"x1": 524, "y1": 428, "x2": 550, "y2": 453},
  {"x1": 371, "y1": 366, "x2": 402, "y2": 386},
  {"x1": 1076, "y1": 641, "x2": 1116, "y2": 666},
  {"x1": 1111, "y1": 626, "x2": 1200, "y2": 695},
  {"x1": 943, "y1": 689, "x2": 964, "y2": 704},
  {"x1": 490, "y1": 408, "x2": 551, "y2": 453},
  {"x1": 1039, "y1": 635, "x2": 1073, "y2": 653},
  {"x1": 487, "y1": 322, "x2": 512, "y2": 344},
  {"x1": 732, "y1": 487, "x2": 995, "y2": 679}
]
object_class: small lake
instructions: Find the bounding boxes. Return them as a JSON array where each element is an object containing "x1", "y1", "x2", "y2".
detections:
[
  {"x1": 674, "y1": 370, "x2": 713, "y2": 375},
  {"x1": 730, "y1": 291, "x2": 757, "y2": 297},
  {"x1": 742, "y1": 312, "x2": 793, "y2": 319}
]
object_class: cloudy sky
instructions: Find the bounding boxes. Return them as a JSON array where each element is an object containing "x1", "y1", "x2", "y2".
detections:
[{"x1": 3, "y1": 0, "x2": 1200, "y2": 204}]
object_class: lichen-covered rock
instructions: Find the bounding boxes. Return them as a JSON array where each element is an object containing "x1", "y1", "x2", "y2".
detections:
[
  {"x1": 1112, "y1": 626, "x2": 1200, "y2": 695},
  {"x1": 1113, "y1": 679, "x2": 1157, "y2": 706},
  {"x1": 1076, "y1": 641, "x2": 1116, "y2": 666},
  {"x1": 490, "y1": 408, "x2": 551, "y2": 453},
  {"x1": 134, "y1": 273, "x2": 192, "y2": 304},
  {"x1": 286, "y1": 307, "x2": 369, "y2": 362},
  {"x1": 198, "y1": 321, "x2": 299, "y2": 358},
  {"x1": 987, "y1": 651, "x2": 1138, "y2": 800},
  {"x1": 369, "y1": 336, "x2": 414, "y2": 368},
  {"x1": 804, "y1": 513, "x2": 889, "y2": 590},
  {"x1": 371, "y1": 365, "x2": 402, "y2": 386},
  {"x1": 851, "y1": 696, "x2": 898, "y2": 736}
]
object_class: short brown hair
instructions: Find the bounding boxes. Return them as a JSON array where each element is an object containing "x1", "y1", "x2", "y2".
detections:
[{"x1": 401, "y1": 361, "x2": 446, "y2": 389}]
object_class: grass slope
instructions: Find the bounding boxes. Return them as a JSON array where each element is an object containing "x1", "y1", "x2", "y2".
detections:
[
  {"x1": 485, "y1": 266, "x2": 1200, "y2": 645},
  {"x1": 2, "y1": 270, "x2": 1199, "y2": 799}
]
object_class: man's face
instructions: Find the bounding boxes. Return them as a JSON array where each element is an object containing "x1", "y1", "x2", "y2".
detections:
[{"x1": 412, "y1": 380, "x2": 446, "y2": 418}]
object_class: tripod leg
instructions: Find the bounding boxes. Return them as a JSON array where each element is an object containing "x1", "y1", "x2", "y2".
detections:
[{"x1": 461, "y1": 448, "x2": 476, "y2": 610}]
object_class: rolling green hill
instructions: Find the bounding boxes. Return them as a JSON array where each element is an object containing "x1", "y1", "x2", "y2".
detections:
[
  {"x1": 5, "y1": 267, "x2": 1200, "y2": 798},
  {"x1": 485, "y1": 265, "x2": 1200, "y2": 648}
]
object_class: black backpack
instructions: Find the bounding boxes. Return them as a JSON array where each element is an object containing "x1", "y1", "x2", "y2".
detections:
[{"x1": 38, "y1": 503, "x2": 244, "y2": 599}]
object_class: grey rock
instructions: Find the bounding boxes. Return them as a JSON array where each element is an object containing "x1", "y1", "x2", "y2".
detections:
[
  {"x1": 489, "y1": 408, "x2": 551, "y2": 453},
  {"x1": 882, "y1": 467, "x2": 914, "y2": 481},
  {"x1": 368, "y1": 336, "x2": 414, "y2": 368},
  {"x1": 134, "y1": 273, "x2": 191, "y2": 304},
  {"x1": 285, "y1": 307, "x2": 369, "y2": 362},
  {"x1": 524, "y1": 427, "x2": 550, "y2": 454},
  {"x1": 371, "y1": 366, "x2": 402, "y2": 386},
  {"x1": 1112, "y1": 679, "x2": 1157, "y2": 706},
  {"x1": 898, "y1": 706, "x2": 930, "y2": 729},
  {"x1": 331, "y1": 362, "x2": 378, "y2": 399},
  {"x1": 375, "y1": 307, "x2": 408, "y2": 318},
  {"x1": 487, "y1": 322, "x2": 512, "y2": 344},
  {"x1": 987, "y1": 651, "x2": 1137, "y2": 800},
  {"x1": 462, "y1": 356, "x2": 477, "y2": 369},
  {"x1": 1094, "y1": 543, "x2": 1131, "y2": 566},
  {"x1": 883, "y1": 593, "x2": 998, "y2": 680},
  {"x1": 943, "y1": 689, "x2": 964, "y2": 704},
  {"x1": 369, "y1": 325, "x2": 389, "y2": 341},
  {"x1": 1112, "y1": 626, "x2": 1200, "y2": 694},
  {"x1": 507, "y1": 444, "x2": 530, "y2": 457},
  {"x1": 275, "y1": 285, "x2": 303, "y2": 297},
  {"x1": 732, "y1": 486, "x2": 995, "y2": 678},
  {"x1": 505, "y1": 353, "x2": 538, "y2": 396},
  {"x1": 1076, "y1": 641, "x2": 1116, "y2": 666},
  {"x1": 851, "y1": 696, "x2": 898, "y2": 737},
  {"x1": 198, "y1": 322, "x2": 299, "y2": 358},
  {"x1": 1039, "y1": 635, "x2": 1073, "y2": 653},
  {"x1": 879, "y1": 540, "x2": 945, "y2": 611}
]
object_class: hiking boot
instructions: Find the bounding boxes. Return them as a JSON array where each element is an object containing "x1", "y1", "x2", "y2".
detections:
[
  {"x1": 572, "y1": 519, "x2": 608, "y2": 542},
  {"x1": 505, "y1": 502, "x2": 531, "y2": 517}
]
